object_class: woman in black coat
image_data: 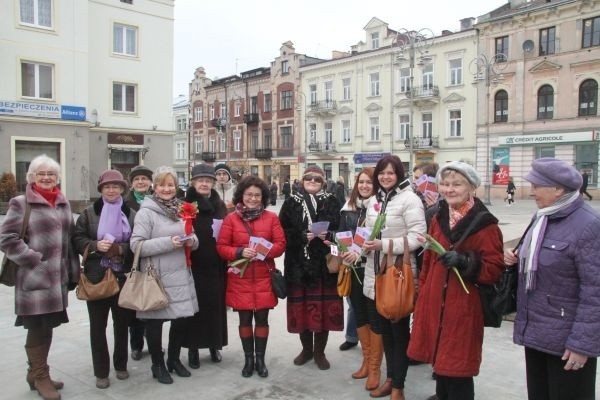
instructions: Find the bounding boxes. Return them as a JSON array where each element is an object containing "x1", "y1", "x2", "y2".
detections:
[{"x1": 183, "y1": 164, "x2": 228, "y2": 368}]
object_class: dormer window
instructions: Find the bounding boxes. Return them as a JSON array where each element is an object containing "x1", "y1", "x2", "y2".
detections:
[
  {"x1": 371, "y1": 32, "x2": 380, "y2": 49},
  {"x1": 282, "y1": 60, "x2": 289, "y2": 74}
]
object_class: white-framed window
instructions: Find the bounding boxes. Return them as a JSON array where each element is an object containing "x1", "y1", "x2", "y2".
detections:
[
  {"x1": 176, "y1": 141, "x2": 186, "y2": 160},
  {"x1": 325, "y1": 122, "x2": 333, "y2": 144},
  {"x1": 342, "y1": 78, "x2": 351, "y2": 100},
  {"x1": 309, "y1": 84, "x2": 317, "y2": 105},
  {"x1": 177, "y1": 117, "x2": 187, "y2": 132},
  {"x1": 112, "y1": 82, "x2": 136, "y2": 112},
  {"x1": 280, "y1": 126, "x2": 293, "y2": 148},
  {"x1": 233, "y1": 130, "x2": 241, "y2": 151},
  {"x1": 422, "y1": 113, "x2": 432, "y2": 138},
  {"x1": 194, "y1": 137, "x2": 203, "y2": 153},
  {"x1": 220, "y1": 103, "x2": 226, "y2": 118},
  {"x1": 282, "y1": 60, "x2": 289, "y2": 74},
  {"x1": 220, "y1": 136, "x2": 226, "y2": 152},
  {"x1": 324, "y1": 81, "x2": 333, "y2": 103},
  {"x1": 280, "y1": 91, "x2": 293, "y2": 110},
  {"x1": 449, "y1": 110, "x2": 462, "y2": 137},
  {"x1": 19, "y1": 0, "x2": 52, "y2": 28},
  {"x1": 449, "y1": 58, "x2": 462, "y2": 86},
  {"x1": 209, "y1": 137, "x2": 215, "y2": 152},
  {"x1": 309, "y1": 123, "x2": 317, "y2": 143},
  {"x1": 341, "y1": 120, "x2": 351, "y2": 143},
  {"x1": 264, "y1": 92, "x2": 271, "y2": 112},
  {"x1": 370, "y1": 72, "x2": 380, "y2": 96},
  {"x1": 264, "y1": 129, "x2": 272, "y2": 148},
  {"x1": 113, "y1": 23, "x2": 137, "y2": 56},
  {"x1": 194, "y1": 106, "x2": 202, "y2": 122},
  {"x1": 398, "y1": 114, "x2": 410, "y2": 140},
  {"x1": 235, "y1": 102, "x2": 241, "y2": 117},
  {"x1": 371, "y1": 32, "x2": 380, "y2": 49},
  {"x1": 21, "y1": 61, "x2": 53, "y2": 99},
  {"x1": 423, "y1": 64, "x2": 434, "y2": 89},
  {"x1": 370, "y1": 117, "x2": 380, "y2": 141},
  {"x1": 209, "y1": 105, "x2": 215, "y2": 119},
  {"x1": 399, "y1": 68, "x2": 411, "y2": 93}
]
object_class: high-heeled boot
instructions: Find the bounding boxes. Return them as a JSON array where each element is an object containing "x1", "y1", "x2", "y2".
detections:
[
  {"x1": 352, "y1": 325, "x2": 371, "y2": 379},
  {"x1": 366, "y1": 330, "x2": 384, "y2": 390},
  {"x1": 25, "y1": 344, "x2": 61, "y2": 400}
]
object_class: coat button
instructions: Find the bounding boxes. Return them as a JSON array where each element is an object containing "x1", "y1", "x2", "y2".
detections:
[{"x1": 551, "y1": 245, "x2": 555, "y2": 249}]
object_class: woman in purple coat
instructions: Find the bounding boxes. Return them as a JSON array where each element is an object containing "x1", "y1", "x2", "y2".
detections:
[{"x1": 505, "y1": 158, "x2": 600, "y2": 400}]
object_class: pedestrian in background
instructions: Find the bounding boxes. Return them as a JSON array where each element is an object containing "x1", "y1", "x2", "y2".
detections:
[
  {"x1": 282, "y1": 178, "x2": 291, "y2": 200},
  {"x1": 0, "y1": 154, "x2": 80, "y2": 400},
  {"x1": 505, "y1": 158, "x2": 600, "y2": 400},
  {"x1": 506, "y1": 177, "x2": 516, "y2": 206},
  {"x1": 580, "y1": 170, "x2": 593, "y2": 201},
  {"x1": 269, "y1": 180, "x2": 278, "y2": 206},
  {"x1": 215, "y1": 163, "x2": 236, "y2": 212}
]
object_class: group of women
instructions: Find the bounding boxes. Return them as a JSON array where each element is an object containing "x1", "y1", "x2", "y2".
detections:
[{"x1": 1, "y1": 153, "x2": 598, "y2": 400}]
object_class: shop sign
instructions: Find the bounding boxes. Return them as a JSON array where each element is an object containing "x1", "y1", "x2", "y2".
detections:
[
  {"x1": 0, "y1": 100, "x2": 86, "y2": 121},
  {"x1": 499, "y1": 131, "x2": 596, "y2": 145},
  {"x1": 108, "y1": 132, "x2": 144, "y2": 145},
  {"x1": 353, "y1": 153, "x2": 390, "y2": 164}
]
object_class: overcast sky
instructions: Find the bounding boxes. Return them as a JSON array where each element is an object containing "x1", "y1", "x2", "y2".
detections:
[{"x1": 172, "y1": 0, "x2": 507, "y2": 97}]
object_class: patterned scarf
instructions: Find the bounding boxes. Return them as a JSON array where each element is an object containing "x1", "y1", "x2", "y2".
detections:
[
  {"x1": 449, "y1": 196, "x2": 475, "y2": 228},
  {"x1": 149, "y1": 194, "x2": 181, "y2": 221},
  {"x1": 235, "y1": 202, "x2": 264, "y2": 221},
  {"x1": 519, "y1": 190, "x2": 579, "y2": 291}
]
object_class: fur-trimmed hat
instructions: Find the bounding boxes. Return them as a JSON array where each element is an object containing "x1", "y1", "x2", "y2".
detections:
[
  {"x1": 128, "y1": 165, "x2": 153, "y2": 183},
  {"x1": 191, "y1": 164, "x2": 216, "y2": 180},
  {"x1": 215, "y1": 163, "x2": 232, "y2": 181},
  {"x1": 437, "y1": 161, "x2": 481, "y2": 188},
  {"x1": 303, "y1": 165, "x2": 325, "y2": 178},
  {"x1": 97, "y1": 169, "x2": 128, "y2": 192},
  {"x1": 524, "y1": 157, "x2": 582, "y2": 191}
]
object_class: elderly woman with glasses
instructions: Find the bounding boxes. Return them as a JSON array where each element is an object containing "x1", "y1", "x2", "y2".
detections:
[{"x1": 279, "y1": 165, "x2": 341, "y2": 371}]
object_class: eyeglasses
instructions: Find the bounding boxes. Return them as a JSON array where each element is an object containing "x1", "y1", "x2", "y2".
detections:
[
  {"x1": 243, "y1": 193, "x2": 262, "y2": 199},
  {"x1": 303, "y1": 175, "x2": 323, "y2": 183},
  {"x1": 36, "y1": 171, "x2": 57, "y2": 178}
]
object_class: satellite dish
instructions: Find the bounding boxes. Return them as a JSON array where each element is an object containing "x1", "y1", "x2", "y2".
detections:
[{"x1": 522, "y1": 39, "x2": 535, "y2": 53}]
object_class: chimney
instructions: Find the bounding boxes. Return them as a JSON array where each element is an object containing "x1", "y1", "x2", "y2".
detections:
[
  {"x1": 331, "y1": 50, "x2": 350, "y2": 59},
  {"x1": 460, "y1": 17, "x2": 475, "y2": 31},
  {"x1": 442, "y1": 30, "x2": 453, "y2": 36}
]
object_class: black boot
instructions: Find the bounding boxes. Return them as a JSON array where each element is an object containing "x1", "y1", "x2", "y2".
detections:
[
  {"x1": 241, "y1": 337, "x2": 254, "y2": 378},
  {"x1": 209, "y1": 348, "x2": 222, "y2": 363},
  {"x1": 151, "y1": 355, "x2": 173, "y2": 385},
  {"x1": 293, "y1": 331, "x2": 314, "y2": 366},
  {"x1": 314, "y1": 331, "x2": 330, "y2": 370},
  {"x1": 188, "y1": 348, "x2": 200, "y2": 369},
  {"x1": 254, "y1": 337, "x2": 268, "y2": 378},
  {"x1": 167, "y1": 347, "x2": 191, "y2": 377}
]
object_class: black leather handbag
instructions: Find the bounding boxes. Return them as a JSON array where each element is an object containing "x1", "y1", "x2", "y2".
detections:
[
  {"x1": 270, "y1": 268, "x2": 287, "y2": 299},
  {"x1": 478, "y1": 266, "x2": 518, "y2": 328}
]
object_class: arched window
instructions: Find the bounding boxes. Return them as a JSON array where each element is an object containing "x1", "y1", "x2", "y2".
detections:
[
  {"x1": 494, "y1": 90, "x2": 508, "y2": 123},
  {"x1": 579, "y1": 79, "x2": 598, "y2": 116},
  {"x1": 537, "y1": 84, "x2": 554, "y2": 120}
]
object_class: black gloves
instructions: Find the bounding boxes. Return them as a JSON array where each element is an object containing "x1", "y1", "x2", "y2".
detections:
[
  {"x1": 438, "y1": 251, "x2": 469, "y2": 272},
  {"x1": 67, "y1": 282, "x2": 77, "y2": 291}
]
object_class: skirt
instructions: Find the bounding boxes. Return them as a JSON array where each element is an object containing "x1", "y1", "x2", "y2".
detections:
[
  {"x1": 15, "y1": 310, "x2": 69, "y2": 330},
  {"x1": 286, "y1": 280, "x2": 343, "y2": 333}
]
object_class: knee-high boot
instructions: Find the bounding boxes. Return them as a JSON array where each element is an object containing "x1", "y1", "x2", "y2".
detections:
[
  {"x1": 239, "y1": 326, "x2": 254, "y2": 377},
  {"x1": 293, "y1": 330, "x2": 313, "y2": 365},
  {"x1": 254, "y1": 326, "x2": 269, "y2": 378},
  {"x1": 366, "y1": 329, "x2": 384, "y2": 391},
  {"x1": 27, "y1": 334, "x2": 63, "y2": 391},
  {"x1": 313, "y1": 331, "x2": 330, "y2": 370},
  {"x1": 25, "y1": 345, "x2": 61, "y2": 400},
  {"x1": 352, "y1": 325, "x2": 371, "y2": 379}
]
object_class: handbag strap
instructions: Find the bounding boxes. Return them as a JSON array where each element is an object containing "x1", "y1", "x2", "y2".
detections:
[
  {"x1": 19, "y1": 201, "x2": 32, "y2": 240},
  {"x1": 131, "y1": 241, "x2": 144, "y2": 272}
]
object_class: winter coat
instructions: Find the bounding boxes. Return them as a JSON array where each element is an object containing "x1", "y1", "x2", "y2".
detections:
[
  {"x1": 215, "y1": 181, "x2": 236, "y2": 210},
  {"x1": 407, "y1": 198, "x2": 504, "y2": 377},
  {"x1": 184, "y1": 187, "x2": 228, "y2": 349},
  {"x1": 513, "y1": 197, "x2": 600, "y2": 358},
  {"x1": 269, "y1": 183, "x2": 278, "y2": 205},
  {"x1": 363, "y1": 184, "x2": 427, "y2": 300},
  {"x1": 217, "y1": 209, "x2": 286, "y2": 310},
  {"x1": 124, "y1": 190, "x2": 144, "y2": 212},
  {"x1": 279, "y1": 190, "x2": 340, "y2": 288},
  {"x1": 334, "y1": 183, "x2": 347, "y2": 208},
  {"x1": 130, "y1": 197, "x2": 199, "y2": 320},
  {"x1": 72, "y1": 198, "x2": 136, "y2": 283},
  {"x1": 0, "y1": 185, "x2": 79, "y2": 316}
]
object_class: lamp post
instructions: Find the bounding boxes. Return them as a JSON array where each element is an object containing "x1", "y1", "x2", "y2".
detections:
[
  {"x1": 394, "y1": 28, "x2": 434, "y2": 175},
  {"x1": 470, "y1": 53, "x2": 506, "y2": 205},
  {"x1": 296, "y1": 91, "x2": 308, "y2": 174}
]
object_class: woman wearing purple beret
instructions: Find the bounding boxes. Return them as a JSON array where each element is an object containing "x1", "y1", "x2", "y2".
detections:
[{"x1": 504, "y1": 157, "x2": 600, "y2": 400}]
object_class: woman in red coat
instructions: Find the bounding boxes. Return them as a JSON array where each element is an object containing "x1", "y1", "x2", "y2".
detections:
[{"x1": 217, "y1": 176, "x2": 286, "y2": 379}]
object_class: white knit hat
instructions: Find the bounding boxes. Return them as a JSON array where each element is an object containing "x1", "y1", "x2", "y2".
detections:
[{"x1": 437, "y1": 161, "x2": 481, "y2": 188}]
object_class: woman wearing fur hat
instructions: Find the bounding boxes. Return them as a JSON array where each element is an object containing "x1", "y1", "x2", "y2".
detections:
[
  {"x1": 408, "y1": 161, "x2": 504, "y2": 400},
  {"x1": 215, "y1": 163, "x2": 236, "y2": 212},
  {"x1": 182, "y1": 164, "x2": 228, "y2": 368},
  {"x1": 279, "y1": 165, "x2": 341, "y2": 370},
  {"x1": 72, "y1": 169, "x2": 136, "y2": 389},
  {"x1": 504, "y1": 158, "x2": 600, "y2": 400}
]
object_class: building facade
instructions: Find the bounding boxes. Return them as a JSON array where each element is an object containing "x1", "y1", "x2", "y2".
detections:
[{"x1": 172, "y1": 94, "x2": 190, "y2": 185}]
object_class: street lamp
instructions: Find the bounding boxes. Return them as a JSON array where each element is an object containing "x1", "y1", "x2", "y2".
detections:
[
  {"x1": 394, "y1": 28, "x2": 434, "y2": 175},
  {"x1": 470, "y1": 53, "x2": 506, "y2": 205}
]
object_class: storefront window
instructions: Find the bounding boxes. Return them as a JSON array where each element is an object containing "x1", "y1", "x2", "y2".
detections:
[
  {"x1": 535, "y1": 145, "x2": 555, "y2": 159},
  {"x1": 576, "y1": 143, "x2": 599, "y2": 186},
  {"x1": 15, "y1": 140, "x2": 61, "y2": 192}
]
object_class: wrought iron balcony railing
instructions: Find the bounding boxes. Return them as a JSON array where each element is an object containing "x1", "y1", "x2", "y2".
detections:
[
  {"x1": 243, "y1": 113, "x2": 259, "y2": 124},
  {"x1": 309, "y1": 100, "x2": 337, "y2": 113},
  {"x1": 403, "y1": 136, "x2": 439, "y2": 149},
  {"x1": 254, "y1": 148, "x2": 272, "y2": 159},
  {"x1": 308, "y1": 141, "x2": 336, "y2": 152},
  {"x1": 406, "y1": 85, "x2": 440, "y2": 99},
  {"x1": 199, "y1": 151, "x2": 217, "y2": 162}
]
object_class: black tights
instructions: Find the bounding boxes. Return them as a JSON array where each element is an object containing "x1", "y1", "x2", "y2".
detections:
[
  {"x1": 26, "y1": 326, "x2": 53, "y2": 347},
  {"x1": 238, "y1": 309, "x2": 269, "y2": 327},
  {"x1": 145, "y1": 318, "x2": 187, "y2": 365}
]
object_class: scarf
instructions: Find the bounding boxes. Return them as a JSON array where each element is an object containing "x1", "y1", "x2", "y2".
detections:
[
  {"x1": 519, "y1": 190, "x2": 580, "y2": 291},
  {"x1": 133, "y1": 191, "x2": 147, "y2": 204},
  {"x1": 235, "y1": 202, "x2": 264, "y2": 221},
  {"x1": 449, "y1": 196, "x2": 475, "y2": 228},
  {"x1": 32, "y1": 184, "x2": 59, "y2": 207},
  {"x1": 297, "y1": 189, "x2": 328, "y2": 259},
  {"x1": 97, "y1": 196, "x2": 131, "y2": 271},
  {"x1": 149, "y1": 195, "x2": 181, "y2": 222}
]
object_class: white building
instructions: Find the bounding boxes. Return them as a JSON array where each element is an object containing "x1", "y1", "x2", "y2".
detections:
[{"x1": 172, "y1": 94, "x2": 190, "y2": 185}]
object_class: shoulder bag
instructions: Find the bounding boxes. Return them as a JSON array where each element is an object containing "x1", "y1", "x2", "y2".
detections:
[
  {"x1": 337, "y1": 263, "x2": 351, "y2": 297},
  {"x1": 76, "y1": 244, "x2": 120, "y2": 301},
  {"x1": 118, "y1": 241, "x2": 169, "y2": 311},
  {"x1": 0, "y1": 202, "x2": 32, "y2": 286},
  {"x1": 375, "y1": 237, "x2": 415, "y2": 322}
]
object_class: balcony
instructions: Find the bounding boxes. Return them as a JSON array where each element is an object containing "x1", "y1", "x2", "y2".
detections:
[
  {"x1": 210, "y1": 117, "x2": 227, "y2": 128},
  {"x1": 243, "y1": 113, "x2": 259, "y2": 124},
  {"x1": 406, "y1": 85, "x2": 440, "y2": 106},
  {"x1": 308, "y1": 141, "x2": 336, "y2": 153},
  {"x1": 254, "y1": 148, "x2": 272, "y2": 159},
  {"x1": 309, "y1": 100, "x2": 337, "y2": 115},
  {"x1": 403, "y1": 136, "x2": 439, "y2": 149},
  {"x1": 199, "y1": 152, "x2": 217, "y2": 162}
]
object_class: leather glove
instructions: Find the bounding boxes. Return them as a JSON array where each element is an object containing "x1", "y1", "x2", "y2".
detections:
[
  {"x1": 104, "y1": 243, "x2": 121, "y2": 258},
  {"x1": 67, "y1": 282, "x2": 77, "y2": 291},
  {"x1": 438, "y1": 251, "x2": 469, "y2": 272}
]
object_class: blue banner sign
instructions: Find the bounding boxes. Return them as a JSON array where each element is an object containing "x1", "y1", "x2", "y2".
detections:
[
  {"x1": 60, "y1": 105, "x2": 86, "y2": 121},
  {"x1": 353, "y1": 153, "x2": 390, "y2": 164},
  {"x1": 0, "y1": 100, "x2": 86, "y2": 121}
]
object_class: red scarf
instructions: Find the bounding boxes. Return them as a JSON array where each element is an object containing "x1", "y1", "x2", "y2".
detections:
[{"x1": 32, "y1": 184, "x2": 59, "y2": 207}]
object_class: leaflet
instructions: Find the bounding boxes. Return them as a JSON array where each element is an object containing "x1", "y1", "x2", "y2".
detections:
[
  {"x1": 249, "y1": 236, "x2": 273, "y2": 261},
  {"x1": 309, "y1": 221, "x2": 330, "y2": 235},
  {"x1": 212, "y1": 219, "x2": 223, "y2": 240}
]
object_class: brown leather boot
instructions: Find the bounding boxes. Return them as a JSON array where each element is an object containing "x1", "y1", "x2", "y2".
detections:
[
  {"x1": 293, "y1": 331, "x2": 313, "y2": 366},
  {"x1": 313, "y1": 331, "x2": 330, "y2": 370},
  {"x1": 391, "y1": 388, "x2": 405, "y2": 400},
  {"x1": 351, "y1": 325, "x2": 370, "y2": 379},
  {"x1": 25, "y1": 345, "x2": 61, "y2": 400},
  {"x1": 26, "y1": 362, "x2": 64, "y2": 390},
  {"x1": 370, "y1": 378, "x2": 392, "y2": 398},
  {"x1": 366, "y1": 330, "x2": 384, "y2": 390}
]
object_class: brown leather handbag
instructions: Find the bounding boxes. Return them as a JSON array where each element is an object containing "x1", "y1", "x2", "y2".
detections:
[
  {"x1": 326, "y1": 253, "x2": 342, "y2": 274},
  {"x1": 0, "y1": 202, "x2": 31, "y2": 287},
  {"x1": 375, "y1": 237, "x2": 415, "y2": 322},
  {"x1": 76, "y1": 245, "x2": 120, "y2": 301}
]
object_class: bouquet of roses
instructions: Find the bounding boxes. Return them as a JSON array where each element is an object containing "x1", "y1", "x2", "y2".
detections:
[
  {"x1": 178, "y1": 201, "x2": 199, "y2": 267},
  {"x1": 417, "y1": 234, "x2": 469, "y2": 294}
]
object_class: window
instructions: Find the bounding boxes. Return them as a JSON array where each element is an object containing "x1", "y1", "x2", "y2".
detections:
[
  {"x1": 371, "y1": 32, "x2": 380, "y2": 49},
  {"x1": 579, "y1": 79, "x2": 598, "y2": 116},
  {"x1": 495, "y1": 36, "x2": 509, "y2": 62},
  {"x1": 195, "y1": 137, "x2": 203, "y2": 154},
  {"x1": 250, "y1": 96, "x2": 258, "y2": 114},
  {"x1": 112, "y1": 82, "x2": 136, "y2": 112},
  {"x1": 537, "y1": 84, "x2": 554, "y2": 119},
  {"x1": 341, "y1": 120, "x2": 351, "y2": 143},
  {"x1": 370, "y1": 72, "x2": 380, "y2": 96},
  {"x1": 235, "y1": 102, "x2": 241, "y2": 117},
  {"x1": 398, "y1": 114, "x2": 410, "y2": 140},
  {"x1": 282, "y1": 60, "x2": 289, "y2": 74},
  {"x1": 113, "y1": 24, "x2": 137, "y2": 56},
  {"x1": 422, "y1": 64, "x2": 434, "y2": 89},
  {"x1": 264, "y1": 129, "x2": 272, "y2": 148},
  {"x1": 220, "y1": 136, "x2": 226, "y2": 152},
  {"x1": 449, "y1": 59, "x2": 462, "y2": 86},
  {"x1": 251, "y1": 130, "x2": 258, "y2": 151},
  {"x1": 582, "y1": 16, "x2": 600, "y2": 48},
  {"x1": 209, "y1": 105, "x2": 215, "y2": 120},
  {"x1": 280, "y1": 90, "x2": 293, "y2": 110},
  {"x1": 422, "y1": 113, "x2": 432, "y2": 138},
  {"x1": 399, "y1": 68, "x2": 411, "y2": 93},
  {"x1": 494, "y1": 90, "x2": 509, "y2": 122},
  {"x1": 209, "y1": 137, "x2": 215, "y2": 152},
  {"x1": 343, "y1": 78, "x2": 351, "y2": 100},
  {"x1": 325, "y1": 122, "x2": 333, "y2": 144},
  {"x1": 194, "y1": 106, "x2": 202, "y2": 122},
  {"x1": 280, "y1": 126, "x2": 292, "y2": 148},
  {"x1": 220, "y1": 103, "x2": 226, "y2": 118},
  {"x1": 264, "y1": 93, "x2": 271, "y2": 112},
  {"x1": 176, "y1": 142, "x2": 186, "y2": 160},
  {"x1": 369, "y1": 117, "x2": 380, "y2": 141},
  {"x1": 535, "y1": 145, "x2": 555, "y2": 159},
  {"x1": 19, "y1": 0, "x2": 52, "y2": 28},
  {"x1": 309, "y1": 124, "x2": 317, "y2": 144},
  {"x1": 539, "y1": 26, "x2": 556, "y2": 55},
  {"x1": 449, "y1": 110, "x2": 462, "y2": 137},
  {"x1": 324, "y1": 81, "x2": 333, "y2": 103},
  {"x1": 21, "y1": 61, "x2": 53, "y2": 99},
  {"x1": 309, "y1": 84, "x2": 317, "y2": 105},
  {"x1": 233, "y1": 130, "x2": 241, "y2": 151},
  {"x1": 177, "y1": 118, "x2": 187, "y2": 132}
]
